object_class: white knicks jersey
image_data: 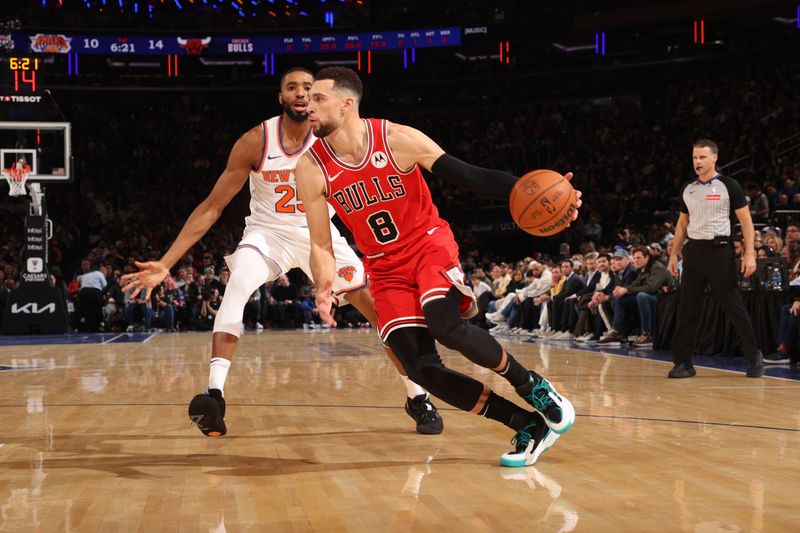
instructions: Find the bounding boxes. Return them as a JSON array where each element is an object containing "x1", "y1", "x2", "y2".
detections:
[{"x1": 245, "y1": 115, "x2": 331, "y2": 229}]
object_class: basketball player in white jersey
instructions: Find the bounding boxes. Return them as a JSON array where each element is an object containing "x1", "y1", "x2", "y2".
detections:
[{"x1": 121, "y1": 67, "x2": 442, "y2": 437}]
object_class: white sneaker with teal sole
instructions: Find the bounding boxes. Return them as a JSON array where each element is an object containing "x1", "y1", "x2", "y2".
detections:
[{"x1": 500, "y1": 419, "x2": 561, "y2": 467}]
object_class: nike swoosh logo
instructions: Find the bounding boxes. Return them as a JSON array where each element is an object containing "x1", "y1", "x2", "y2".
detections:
[
  {"x1": 426, "y1": 226, "x2": 440, "y2": 235},
  {"x1": 329, "y1": 170, "x2": 343, "y2": 181},
  {"x1": 267, "y1": 154, "x2": 283, "y2": 160}
]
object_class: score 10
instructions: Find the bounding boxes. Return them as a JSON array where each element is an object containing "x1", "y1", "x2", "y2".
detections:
[{"x1": 8, "y1": 57, "x2": 40, "y2": 93}]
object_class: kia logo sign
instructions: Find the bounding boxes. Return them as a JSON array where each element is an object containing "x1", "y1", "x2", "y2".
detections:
[{"x1": 10, "y1": 303, "x2": 56, "y2": 314}]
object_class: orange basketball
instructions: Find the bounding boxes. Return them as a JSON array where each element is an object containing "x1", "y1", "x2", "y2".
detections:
[{"x1": 509, "y1": 170, "x2": 577, "y2": 236}]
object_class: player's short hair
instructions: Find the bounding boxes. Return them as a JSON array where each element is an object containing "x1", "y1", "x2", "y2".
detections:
[
  {"x1": 280, "y1": 67, "x2": 313, "y2": 87},
  {"x1": 693, "y1": 138, "x2": 719, "y2": 154},
  {"x1": 315, "y1": 67, "x2": 363, "y2": 102}
]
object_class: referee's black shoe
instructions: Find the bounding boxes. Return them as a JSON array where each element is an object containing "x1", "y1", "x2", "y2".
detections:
[
  {"x1": 668, "y1": 363, "x2": 696, "y2": 379},
  {"x1": 746, "y1": 352, "x2": 764, "y2": 378}
]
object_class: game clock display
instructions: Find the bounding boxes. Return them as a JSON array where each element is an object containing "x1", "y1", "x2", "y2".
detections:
[{"x1": 7, "y1": 56, "x2": 40, "y2": 94}]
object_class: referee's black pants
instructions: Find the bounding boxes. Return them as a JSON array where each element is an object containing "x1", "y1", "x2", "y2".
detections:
[
  {"x1": 78, "y1": 287, "x2": 104, "y2": 332},
  {"x1": 671, "y1": 239, "x2": 759, "y2": 364}
]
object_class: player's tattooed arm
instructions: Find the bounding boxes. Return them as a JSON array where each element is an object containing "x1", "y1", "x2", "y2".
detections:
[
  {"x1": 386, "y1": 122, "x2": 516, "y2": 200},
  {"x1": 295, "y1": 153, "x2": 338, "y2": 327}
]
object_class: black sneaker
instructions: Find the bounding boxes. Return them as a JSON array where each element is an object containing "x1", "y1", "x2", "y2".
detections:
[
  {"x1": 405, "y1": 394, "x2": 444, "y2": 435},
  {"x1": 188, "y1": 388, "x2": 227, "y2": 437}
]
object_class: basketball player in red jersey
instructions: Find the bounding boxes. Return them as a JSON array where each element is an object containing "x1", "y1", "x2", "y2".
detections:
[
  {"x1": 121, "y1": 67, "x2": 442, "y2": 437},
  {"x1": 296, "y1": 67, "x2": 579, "y2": 466}
]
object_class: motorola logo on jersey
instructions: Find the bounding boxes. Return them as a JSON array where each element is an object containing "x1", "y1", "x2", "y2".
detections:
[
  {"x1": 372, "y1": 151, "x2": 388, "y2": 169},
  {"x1": 330, "y1": 175, "x2": 406, "y2": 214}
]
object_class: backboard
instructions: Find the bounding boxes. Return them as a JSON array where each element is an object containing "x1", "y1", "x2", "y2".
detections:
[{"x1": 0, "y1": 121, "x2": 71, "y2": 182}]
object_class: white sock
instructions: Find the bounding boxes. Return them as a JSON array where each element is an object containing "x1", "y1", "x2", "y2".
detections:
[
  {"x1": 401, "y1": 375, "x2": 427, "y2": 399},
  {"x1": 208, "y1": 357, "x2": 231, "y2": 396}
]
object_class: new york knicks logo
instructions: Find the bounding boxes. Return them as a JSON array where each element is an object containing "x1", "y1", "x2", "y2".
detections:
[
  {"x1": 372, "y1": 151, "x2": 388, "y2": 169},
  {"x1": 30, "y1": 34, "x2": 72, "y2": 53},
  {"x1": 337, "y1": 266, "x2": 357, "y2": 282}
]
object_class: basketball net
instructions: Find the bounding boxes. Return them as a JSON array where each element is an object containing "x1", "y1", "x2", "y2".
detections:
[{"x1": 1, "y1": 160, "x2": 32, "y2": 197}]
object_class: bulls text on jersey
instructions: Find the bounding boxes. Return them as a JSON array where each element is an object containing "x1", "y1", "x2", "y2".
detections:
[{"x1": 329, "y1": 175, "x2": 407, "y2": 214}]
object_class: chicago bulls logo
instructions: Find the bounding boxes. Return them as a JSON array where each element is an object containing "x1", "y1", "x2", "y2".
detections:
[
  {"x1": 177, "y1": 36, "x2": 211, "y2": 55},
  {"x1": 337, "y1": 266, "x2": 357, "y2": 282}
]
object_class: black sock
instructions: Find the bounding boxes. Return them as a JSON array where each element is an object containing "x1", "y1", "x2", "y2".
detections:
[
  {"x1": 495, "y1": 352, "x2": 531, "y2": 388},
  {"x1": 480, "y1": 391, "x2": 535, "y2": 430}
]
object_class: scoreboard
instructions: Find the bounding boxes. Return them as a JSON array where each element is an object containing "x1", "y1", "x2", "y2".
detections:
[{"x1": 5, "y1": 28, "x2": 460, "y2": 56}]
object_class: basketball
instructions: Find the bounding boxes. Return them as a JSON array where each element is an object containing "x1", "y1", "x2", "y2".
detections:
[{"x1": 509, "y1": 169, "x2": 577, "y2": 236}]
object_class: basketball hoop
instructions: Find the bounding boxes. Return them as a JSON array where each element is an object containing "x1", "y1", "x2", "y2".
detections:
[{"x1": 1, "y1": 161, "x2": 32, "y2": 197}]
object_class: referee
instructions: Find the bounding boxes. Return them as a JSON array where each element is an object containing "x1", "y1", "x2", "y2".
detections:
[{"x1": 668, "y1": 139, "x2": 764, "y2": 378}]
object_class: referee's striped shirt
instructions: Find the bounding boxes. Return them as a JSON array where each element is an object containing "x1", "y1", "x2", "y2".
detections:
[{"x1": 679, "y1": 174, "x2": 747, "y2": 240}]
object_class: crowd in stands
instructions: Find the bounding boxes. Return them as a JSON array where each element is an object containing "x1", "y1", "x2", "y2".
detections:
[{"x1": 0, "y1": 57, "x2": 797, "y2": 362}]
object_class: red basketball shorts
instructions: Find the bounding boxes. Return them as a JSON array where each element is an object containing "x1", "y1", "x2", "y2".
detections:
[{"x1": 363, "y1": 225, "x2": 477, "y2": 343}]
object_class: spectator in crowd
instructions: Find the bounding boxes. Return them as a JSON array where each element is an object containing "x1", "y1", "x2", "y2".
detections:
[
  {"x1": 589, "y1": 250, "x2": 637, "y2": 343},
  {"x1": 598, "y1": 245, "x2": 671, "y2": 346},
  {"x1": 125, "y1": 287, "x2": 152, "y2": 331},
  {"x1": 102, "y1": 269, "x2": 125, "y2": 330},
  {"x1": 218, "y1": 268, "x2": 230, "y2": 296},
  {"x1": 301, "y1": 288, "x2": 322, "y2": 329},
  {"x1": 271, "y1": 275, "x2": 302, "y2": 328},
  {"x1": 470, "y1": 273, "x2": 494, "y2": 317},
  {"x1": 151, "y1": 279, "x2": 177, "y2": 331},
  {"x1": 784, "y1": 224, "x2": 800, "y2": 248},
  {"x1": 578, "y1": 253, "x2": 615, "y2": 342},
  {"x1": 201, "y1": 266, "x2": 223, "y2": 298},
  {"x1": 541, "y1": 259, "x2": 586, "y2": 340},
  {"x1": 750, "y1": 186, "x2": 770, "y2": 223},
  {"x1": 571, "y1": 253, "x2": 601, "y2": 338},
  {"x1": 194, "y1": 287, "x2": 221, "y2": 331},
  {"x1": 490, "y1": 264, "x2": 511, "y2": 301},
  {"x1": 243, "y1": 288, "x2": 264, "y2": 332},
  {"x1": 767, "y1": 243, "x2": 800, "y2": 364}
]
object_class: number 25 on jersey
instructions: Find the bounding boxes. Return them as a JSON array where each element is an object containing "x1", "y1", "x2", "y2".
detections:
[{"x1": 274, "y1": 184, "x2": 305, "y2": 214}]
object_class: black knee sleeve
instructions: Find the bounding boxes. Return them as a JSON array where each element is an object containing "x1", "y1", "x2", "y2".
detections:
[
  {"x1": 422, "y1": 287, "x2": 505, "y2": 369},
  {"x1": 423, "y1": 292, "x2": 468, "y2": 350}
]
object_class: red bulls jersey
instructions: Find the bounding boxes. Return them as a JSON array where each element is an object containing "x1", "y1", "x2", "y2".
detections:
[{"x1": 307, "y1": 118, "x2": 447, "y2": 258}]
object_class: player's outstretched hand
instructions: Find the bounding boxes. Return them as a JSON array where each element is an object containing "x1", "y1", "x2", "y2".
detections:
[
  {"x1": 316, "y1": 291, "x2": 338, "y2": 328},
  {"x1": 120, "y1": 261, "x2": 169, "y2": 300},
  {"x1": 563, "y1": 172, "x2": 582, "y2": 221}
]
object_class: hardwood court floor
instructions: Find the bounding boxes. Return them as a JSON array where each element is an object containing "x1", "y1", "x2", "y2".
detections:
[{"x1": 0, "y1": 329, "x2": 798, "y2": 532}]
